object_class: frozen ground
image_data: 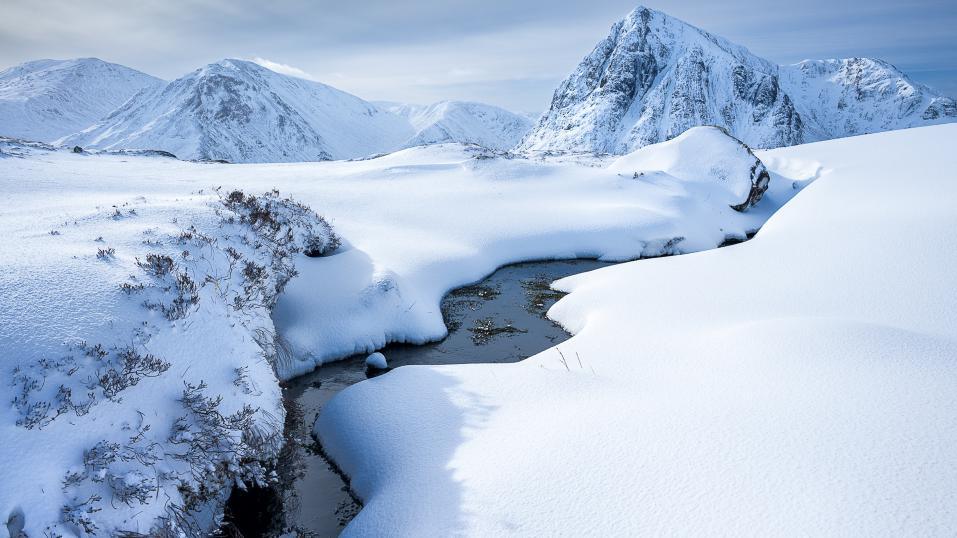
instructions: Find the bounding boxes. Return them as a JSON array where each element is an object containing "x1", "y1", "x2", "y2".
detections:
[
  {"x1": 0, "y1": 127, "x2": 806, "y2": 535},
  {"x1": 317, "y1": 124, "x2": 957, "y2": 536}
]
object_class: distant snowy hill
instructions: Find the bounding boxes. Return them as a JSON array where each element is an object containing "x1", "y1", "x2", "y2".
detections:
[
  {"x1": 380, "y1": 100, "x2": 533, "y2": 150},
  {"x1": 781, "y1": 58, "x2": 957, "y2": 140},
  {"x1": 520, "y1": 6, "x2": 957, "y2": 154},
  {"x1": 59, "y1": 60, "x2": 531, "y2": 162},
  {"x1": 0, "y1": 58, "x2": 162, "y2": 142},
  {"x1": 61, "y1": 59, "x2": 414, "y2": 163}
]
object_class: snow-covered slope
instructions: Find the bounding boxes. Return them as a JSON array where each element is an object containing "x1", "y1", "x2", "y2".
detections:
[
  {"x1": 61, "y1": 59, "x2": 414, "y2": 163},
  {"x1": 0, "y1": 58, "x2": 162, "y2": 142},
  {"x1": 381, "y1": 100, "x2": 533, "y2": 150},
  {"x1": 520, "y1": 6, "x2": 956, "y2": 154},
  {"x1": 319, "y1": 124, "x2": 957, "y2": 536},
  {"x1": 781, "y1": 58, "x2": 957, "y2": 139}
]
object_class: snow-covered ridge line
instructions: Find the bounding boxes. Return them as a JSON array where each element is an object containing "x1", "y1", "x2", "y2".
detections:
[
  {"x1": 0, "y1": 58, "x2": 163, "y2": 142},
  {"x1": 0, "y1": 57, "x2": 528, "y2": 163}
]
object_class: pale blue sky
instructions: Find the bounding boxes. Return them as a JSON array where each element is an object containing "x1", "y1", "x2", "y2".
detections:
[{"x1": 2, "y1": 0, "x2": 954, "y2": 112}]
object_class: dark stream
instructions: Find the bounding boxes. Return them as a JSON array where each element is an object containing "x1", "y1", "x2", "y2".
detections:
[{"x1": 222, "y1": 259, "x2": 612, "y2": 537}]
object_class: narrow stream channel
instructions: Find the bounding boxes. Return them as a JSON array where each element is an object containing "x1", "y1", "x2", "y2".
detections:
[{"x1": 222, "y1": 259, "x2": 612, "y2": 537}]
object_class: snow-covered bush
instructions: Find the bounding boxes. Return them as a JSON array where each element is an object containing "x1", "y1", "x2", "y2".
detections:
[{"x1": 7, "y1": 189, "x2": 340, "y2": 536}]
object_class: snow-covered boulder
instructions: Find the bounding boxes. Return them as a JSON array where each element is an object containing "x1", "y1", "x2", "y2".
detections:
[
  {"x1": 365, "y1": 352, "x2": 388, "y2": 370},
  {"x1": 609, "y1": 126, "x2": 770, "y2": 211}
]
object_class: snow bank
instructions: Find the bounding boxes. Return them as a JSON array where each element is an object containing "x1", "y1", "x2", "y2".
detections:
[
  {"x1": 316, "y1": 124, "x2": 957, "y2": 536},
  {"x1": 0, "y1": 179, "x2": 335, "y2": 535}
]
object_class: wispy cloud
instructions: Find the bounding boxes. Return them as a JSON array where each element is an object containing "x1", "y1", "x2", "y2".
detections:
[{"x1": 249, "y1": 57, "x2": 316, "y2": 81}]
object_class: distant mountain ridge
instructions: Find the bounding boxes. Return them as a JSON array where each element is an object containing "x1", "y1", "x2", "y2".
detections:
[
  {"x1": 4, "y1": 12, "x2": 954, "y2": 163},
  {"x1": 519, "y1": 6, "x2": 957, "y2": 154},
  {"x1": 0, "y1": 58, "x2": 162, "y2": 142},
  {"x1": 51, "y1": 59, "x2": 531, "y2": 162},
  {"x1": 379, "y1": 100, "x2": 533, "y2": 151},
  {"x1": 60, "y1": 59, "x2": 415, "y2": 163}
]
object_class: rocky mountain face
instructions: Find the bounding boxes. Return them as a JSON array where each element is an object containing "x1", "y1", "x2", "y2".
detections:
[
  {"x1": 780, "y1": 58, "x2": 957, "y2": 140},
  {"x1": 60, "y1": 59, "x2": 415, "y2": 163},
  {"x1": 520, "y1": 6, "x2": 957, "y2": 154},
  {"x1": 380, "y1": 100, "x2": 533, "y2": 150},
  {"x1": 0, "y1": 58, "x2": 162, "y2": 142}
]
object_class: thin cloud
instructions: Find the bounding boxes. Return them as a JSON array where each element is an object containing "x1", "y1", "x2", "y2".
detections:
[{"x1": 250, "y1": 57, "x2": 316, "y2": 81}]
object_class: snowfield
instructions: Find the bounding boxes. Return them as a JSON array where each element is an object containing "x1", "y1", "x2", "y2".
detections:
[
  {"x1": 316, "y1": 124, "x2": 957, "y2": 536},
  {"x1": 2, "y1": 124, "x2": 954, "y2": 536},
  {"x1": 0, "y1": 126, "x2": 805, "y2": 535}
]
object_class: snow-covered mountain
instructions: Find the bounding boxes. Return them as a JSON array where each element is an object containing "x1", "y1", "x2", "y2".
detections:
[
  {"x1": 0, "y1": 58, "x2": 162, "y2": 142},
  {"x1": 520, "y1": 6, "x2": 957, "y2": 154},
  {"x1": 781, "y1": 58, "x2": 957, "y2": 140},
  {"x1": 380, "y1": 100, "x2": 533, "y2": 150},
  {"x1": 61, "y1": 59, "x2": 414, "y2": 163}
]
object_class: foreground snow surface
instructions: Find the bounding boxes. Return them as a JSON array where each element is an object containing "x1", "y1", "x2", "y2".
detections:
[
  {"x1": 0, "y1": 132, "x2": 802, "y2": 535},
  {"x1": 317, "y1": 125, "x2": 957, "y2": 536}
]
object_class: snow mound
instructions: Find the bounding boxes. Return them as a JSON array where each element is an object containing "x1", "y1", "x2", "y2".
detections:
[
  {"x1": 0, "y1": 58, "x2": 162, "y2": 142},
  {"x1": 609, "y1": 126, "x2": 770, "y2": 210}
]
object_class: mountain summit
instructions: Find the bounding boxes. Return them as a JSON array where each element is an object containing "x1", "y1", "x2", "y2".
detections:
[
  {"x1": 0, "y1": 58, "x2": 162, "y2": 142},
  {"x1": 519, "y1": 6, "x2": 956, "y2": 154}
]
